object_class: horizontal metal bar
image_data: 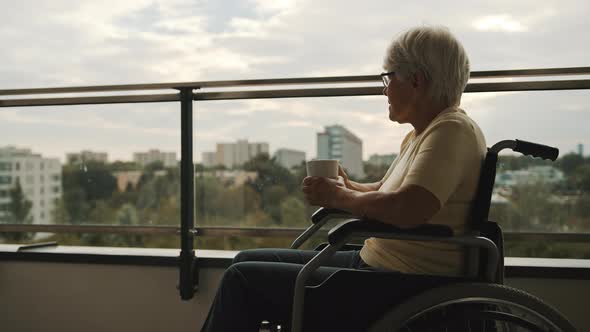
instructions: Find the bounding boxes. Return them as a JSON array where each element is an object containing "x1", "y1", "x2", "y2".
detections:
[
  {"x1": 2, "y1": 79, "x2": 590, "y2": 107},
  {"x1": 195, "y1": 87, "x2": 382, "y2": 100},
  {"x1": 0, "y1": 224, "x2": 181, "y2": 234},
  {"x1": 503, "y1": 232, "x2": 590, "y2": 243},
  {"x1": 0, "y1": 76, "x2": 379, "y2": 96},
  {"x1": 0, "y1": 224, "x2": 313, "y2": 237},
  {"x1": 195, "y1": 80, "x2": 590, "y2": 101},
  {"x1": 464, "y1": 79, "x2": 590, "y2": 92},
  {"x1": 0, "y1": 224, "x2": 589, "y2": 242},
  {"x1": 1, "y1": 67, "x2": 589, "y2": 97},
  {"x1": 197, "y1": 226, "x2": 320, "y2": 238},
  {"x1": 0, "y1": 93, "x2": 180, "y2": 107},
  {"x1": 469, "y1": 67, "x2": 590, "y2": 78}
]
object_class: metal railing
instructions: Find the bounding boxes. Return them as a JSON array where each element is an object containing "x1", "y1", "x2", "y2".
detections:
[
  {"x1": 2, "y1": 66, "x2": 590, "y2": 300},
  {"x1": 1, "y1": 223, "x2": 590, "y2": 243}
]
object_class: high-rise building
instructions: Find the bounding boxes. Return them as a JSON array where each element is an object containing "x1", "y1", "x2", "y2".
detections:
[
  {"x1": 66, "y1": 150, "x2": 108, "y2": 164},
  {"x1": 211, "y1": 140, "x2": 269, "y2": 168},
  {"x1": 275, "y1": 148, "x2": 306, "y2": 170},
  {"x1": 578, "y1": 143, "x2": 584, "y2": 157},
  {"x1": 133, "y1": 149, "x2": 177, "y2": 168},
  {"x1": 0, "y1": 147, "x2": 62, "y2": 225},
  {"x1": 317, "y1": 125, "x2": 364, "y2": 178}
]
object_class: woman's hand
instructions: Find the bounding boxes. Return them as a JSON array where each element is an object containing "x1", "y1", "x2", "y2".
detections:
[
  {"x1": 301, "y1": 176, "x2": 347, "y2": 207},
  {"x1": 338, "y1": 164, "x2": 353, "y2": 189}
]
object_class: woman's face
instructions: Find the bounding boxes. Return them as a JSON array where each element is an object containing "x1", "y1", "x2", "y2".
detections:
[{"x1": 383, "y1": 72, "x2": 417, "y2": 124}]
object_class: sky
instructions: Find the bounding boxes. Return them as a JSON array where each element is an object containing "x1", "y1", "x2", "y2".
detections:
[{"x1": 1, "y1": 0, "x2": 589, "y2": 163}]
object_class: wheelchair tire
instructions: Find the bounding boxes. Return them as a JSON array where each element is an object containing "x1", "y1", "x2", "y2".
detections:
[{"x1": 368, "y1": 282, "x2": 576, "y2": 332}]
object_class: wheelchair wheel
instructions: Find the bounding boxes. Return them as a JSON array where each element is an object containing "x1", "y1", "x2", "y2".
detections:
[{"x1": 369, "y1": 282, "x2": 576, "y2": 332}]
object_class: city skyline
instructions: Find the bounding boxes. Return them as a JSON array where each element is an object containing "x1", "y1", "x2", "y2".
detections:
[{"x1": 1, "y1": 140, "x2": 586, "y2": 166}]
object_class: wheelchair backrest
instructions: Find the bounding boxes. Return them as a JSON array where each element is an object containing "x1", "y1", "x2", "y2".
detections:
[{"x1": 465, "y1": 149, "x2": 505, "y2": 282}]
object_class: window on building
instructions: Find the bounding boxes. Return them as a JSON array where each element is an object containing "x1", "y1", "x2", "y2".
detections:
[
  {"x1": 0, "y1": 203, "x2": 10, "y2": 212},
  {"x1": 0, "y1": 176, "x2": 12, "y2": 184},
  {"x1": 0, "y1": 162, "x2": 12, "y2": 171},
  {"x1": 15, "y1": 162, "x2": 20, "y2": 171}
]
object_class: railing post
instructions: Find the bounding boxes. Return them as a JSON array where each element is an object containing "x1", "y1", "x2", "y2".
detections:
[{"x1": 178, "y1": 87, "x2": 198, "y2": 300}]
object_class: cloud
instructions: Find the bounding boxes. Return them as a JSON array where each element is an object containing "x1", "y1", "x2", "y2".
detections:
[
  {"x1": 473, "y1": 15, "x2": 527, "y2": 32},
  {"x1": 0, "y1": 108, "x2": 178, "y2": 137},
  {"x1": 275, "y1": 120, "x2": 320, "y2": 129}
]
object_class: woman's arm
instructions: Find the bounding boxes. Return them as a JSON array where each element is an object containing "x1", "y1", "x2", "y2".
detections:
[
  {"x1": 339, "y1": 165, "x2": 382, "y2": 192},
  {"x1": 340, "y1": 184, "x2": 441, "y2": 228},
  {"x1": 302, "y1": 177, "x2": 440, "y2": 229}
]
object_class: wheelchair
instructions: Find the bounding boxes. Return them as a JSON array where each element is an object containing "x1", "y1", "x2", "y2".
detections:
[{"x1": 277, "y1": 139, "x2": 576, "y2": 332}]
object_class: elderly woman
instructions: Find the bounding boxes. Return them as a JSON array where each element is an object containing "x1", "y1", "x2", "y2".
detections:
[{"x1": 201, "y1": 26, "x2": 486, "y2": 331}]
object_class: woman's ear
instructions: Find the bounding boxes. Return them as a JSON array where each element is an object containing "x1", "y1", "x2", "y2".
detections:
[{"x1": 412, "y1": 71, "x2": 428, "y2": 91}]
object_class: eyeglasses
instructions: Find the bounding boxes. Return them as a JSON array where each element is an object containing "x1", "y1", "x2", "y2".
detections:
[{"x1": 380, "y1": 71, "x2": 395, "y2": 87}]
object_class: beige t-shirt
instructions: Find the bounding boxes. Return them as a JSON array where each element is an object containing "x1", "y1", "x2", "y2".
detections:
[{"x1": 360, "y1": 107, "x2": 487, "y2": 276}]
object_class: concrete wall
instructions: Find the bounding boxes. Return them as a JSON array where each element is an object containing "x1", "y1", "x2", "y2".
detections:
[{"x1": 0, "y1": 261, "x2": 588, "y2": 331}]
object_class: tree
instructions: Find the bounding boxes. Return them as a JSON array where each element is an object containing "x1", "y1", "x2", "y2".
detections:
[
  {"x1": 555, "y1": 153, "x2": 585, "y2": 176},
  {"x1": 50, "y1": 198, "x2": 70, "y2": 224},
  {"x1": 362, "y1": 162, "x2": 389, "y2": 183},
  {"x1": 280, "y1": 196, "x2": 308, "y2": 227},
  {"x1": 63, "y1": 161, "x2": 117, "y2": 201},
  {"x1": 572, "y1": 164, "x2": 590, "y2": 193},
  {"x1": 109, "y1": 161, "x2": 141, "y2": 172},
  {"x1": 114, "y1": 204, "x2": 143, "y2": 246},
  {"x1": 244, "y1": 154, "x2": 298, "y2": 194},
  {"x1": 261, "y1": 185, "x2": 288, "y2": 223},
  {"x1": 63, "y1": 187, "x2": 89, "y2": 224},
  {"x1": 1, "y1": 179, "x2": 33, "y2": 242}
]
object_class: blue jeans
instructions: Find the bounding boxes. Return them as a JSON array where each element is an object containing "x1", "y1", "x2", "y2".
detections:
[{"x1": 200, "y1": 248, "x2": 374, "y2": 332}]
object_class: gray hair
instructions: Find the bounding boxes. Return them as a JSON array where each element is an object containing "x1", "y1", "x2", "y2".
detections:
[{"x1": 383, "y1": 26, "x2": 470, "y2": 107}]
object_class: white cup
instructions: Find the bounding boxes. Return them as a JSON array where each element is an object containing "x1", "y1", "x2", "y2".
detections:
[{"x1": 306, "y1": 159, "x2": 339, "y2": 179}]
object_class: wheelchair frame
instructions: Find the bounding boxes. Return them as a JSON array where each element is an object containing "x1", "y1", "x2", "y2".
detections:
[{"x1": 287, "y1": 139, "x2": 575, "y2": 332}]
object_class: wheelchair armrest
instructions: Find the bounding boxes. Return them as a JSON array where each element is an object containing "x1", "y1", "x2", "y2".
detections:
[
  {"x1": 291, "y1": 208, "x2": 358, "y2": 249},
  {"x1": 327, "y1": 219, "x2": 453, "y2": 245},
  {"x1": 311, "y1": 207, "x2": 356, "y2": 224}
]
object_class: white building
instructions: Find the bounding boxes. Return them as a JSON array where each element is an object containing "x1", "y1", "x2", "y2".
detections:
[
  {"x1": 133, "y1": 149, "x2": 177, "y2": 168},
  {"x1": 66, "y1": 150, "x2": 108, "y2": 164},
  {"x1": 317, "y1": 125, "x2": 364, "y2": 178},
  {"x1": 207, "y1": 139, "x2": 269, "y2": 169},
  {"x1": 495, "y1": 166, "x2": 565, "y2": 187},
  {"x1": 274, "y1": 148, "x2": 306, "y2": 170},
  {"x1": 0, "y1": 147, "x2": 62, "y2": 225}
]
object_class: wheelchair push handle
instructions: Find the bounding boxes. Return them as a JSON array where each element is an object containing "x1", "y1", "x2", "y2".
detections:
[{"x1": 514, "y1": 139, "x2": 559, "y2": 161}]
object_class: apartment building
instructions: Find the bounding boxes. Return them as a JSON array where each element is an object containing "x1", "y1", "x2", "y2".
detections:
[{"x1": 0, "y1": 147, "x2": 62, "y2": 224}]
